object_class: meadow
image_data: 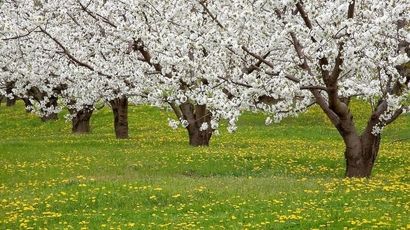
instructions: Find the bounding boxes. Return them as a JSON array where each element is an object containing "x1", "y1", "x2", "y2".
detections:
[{"x1": 0, "y1": 102, "x2": 409, "y2": 229}]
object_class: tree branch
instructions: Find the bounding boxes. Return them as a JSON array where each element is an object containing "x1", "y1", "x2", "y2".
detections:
[
  {"x1": 168, "y1": 102, "x2": 183, "y2": 119},
  {"x1": 300, "y1": 85, "x2": 329, "y2": 91},
  {"x1": 296, "y1": 1, "x2": 313, "y2": 30},
  {"x1": 289, "y1": 32, "x2": 313, "y2": 75},
  {"x1": 348, "y1": 0, "x2": 355, "y2": 19},
  {"x1": 265, "y1": 71, "x2": 300, "y2": 83},
  {"x1": 39, "y1": 27, "x2": 95, "y2": 71},
  {"x1": 385, "y1": 107, "x2": 404, "y2": 126},
  {"x1": 76, "y1": 0, "x2": 117, "y2": 28},
  {"x1": 241, "y1": 46, "x2": 274, "y2": 68},
  {"x1": 330, "y1": 42, "x2": 345, "y2": 82},
  {"x1": 217, "y1": 75, "x2": 252, "y2": 88},
  {"x1": 371, "y1": 100, "x2": 388, "y2": 120},
  {"x1": 311, "y1": 89, "x2": 340, "y2": 126},
  {"x1": 198, "y1": 0, "x2": 224, "y2": 29},
  {"x1": 245, "y1": 51, "x2": 271, "y2": 74},
  {"x1": 2, "y1": 26, "x2": 39, "y2": 41}
]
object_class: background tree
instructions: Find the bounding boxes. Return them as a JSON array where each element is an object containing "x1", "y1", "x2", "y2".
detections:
[
  {"x1": 0, "y1": 0, "x2": 148, "y2": 137},
  {"x1": 126, "y1": 0, "x2": 242, "y2": 146}
]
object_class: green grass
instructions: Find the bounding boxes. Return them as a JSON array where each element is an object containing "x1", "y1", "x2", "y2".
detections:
[{"x1": 0, "y1": 101, "x2": 409, "y2": 229}]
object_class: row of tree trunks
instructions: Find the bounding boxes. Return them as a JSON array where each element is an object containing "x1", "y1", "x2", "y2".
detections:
[
  {"x1": 68, "y1": 97, "x2": 129, "y2": 138},
  {"x1": 110, "y1": 96, "x2": 129, "y2": 139},
  {"x1": 3, "y1": 92, "x2": 129, "y2": 138},
  {"x1": 1, "y1": 95, "x2": 33, "y2": 109},
  {"x1": 0, "y1": 95, "x2": 8, "y2": 106},
  {"x1": 1, "y1": 96, "x2": 32, "y2": 109},
  {"x1": 24, "y1": 86, "x2": 60, "y2": 121},
  {"x1": 66, "y1": 96, "x2": 129, "y2": 138}
]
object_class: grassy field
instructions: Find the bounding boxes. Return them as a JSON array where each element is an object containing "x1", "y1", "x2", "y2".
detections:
[{"x1": 0, "y1": 102, "x2": 409, "y2": 229}]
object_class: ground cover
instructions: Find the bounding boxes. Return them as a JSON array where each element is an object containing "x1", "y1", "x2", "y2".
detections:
[{"x1": 0, "y1": 102, "x2": 409, "y2": 229}]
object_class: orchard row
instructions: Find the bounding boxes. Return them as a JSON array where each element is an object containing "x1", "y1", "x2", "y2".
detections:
[{"x1": 0, "y1": 0, "x2": 409, "y2": 177}]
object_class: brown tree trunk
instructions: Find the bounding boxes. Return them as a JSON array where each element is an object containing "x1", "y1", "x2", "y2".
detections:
[
  {"x1": 5, "y1": 81, "x2": 16, "y2": 107},
  {"x1": 40, "y1": 96, "x2": 59, "y2": 122},
  {"x1": 176, "y1": 103, "x2": 214, "y2": 147},
  {"x1": 22, "y1": 98, "x2": 33, "y2": 113},
  {"x1": 70, "y1": 108, "x2": 93, "y2": 134},
  {"x1": 344, "y1": 130, "x2": 381, "y2": 178},
  {"x1": 344, "y1": 138, "x2": 381, "y2": 178},
  {"x1": 188, "y1": 126, "x2": 212, "y2": 147},
  {"x1": 110, "y1": 96, "x2": 129, "y2": 139}
]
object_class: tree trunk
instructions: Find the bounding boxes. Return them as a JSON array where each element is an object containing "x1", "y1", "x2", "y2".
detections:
[
  {"x1": 6, "y1": 97, "x2": 16, "y2": 107},
  {"x1": 22, "y1": 98, "x2": 33, "y2": 113},
  {"x1": 188, "y1": 126, "x2": 212, "y2": 147},
  {"x1": 71, "y1": 108, "x2": 93, "y2": 134},
  {"x1": 177, "y1": 103, "x2": 214, "y2": 147},
  {"x1": 344, "y1": 133, "x2": 381, "y2": 178},
  {"x1": 40, "y1": 96, "x2": 59, "y2": 122},
  {"x1": 110, "y1": 96, "x2": 129, "y2": 139},
  {"x1": 5, "y1": 81, "x2": 16, "y2": 107}
]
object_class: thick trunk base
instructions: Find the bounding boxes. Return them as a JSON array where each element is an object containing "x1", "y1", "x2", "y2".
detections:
[
  {"x1": 177, "y1": 103, "x2": 214, "y2": 147},
  {"x1": 188, "y1": 129, "x2": 212, "y2": 147},
  {"x1": 71, "y1": 109, "x2": 93, "y2": 134},
  {"x1": 344, "y1": 135, "x2": 380, "y2": 178},
  {"x1": 345, "y1": 158, "x2": 374, "y2": 178},
  {"x1": 110, "y1": 97, "x2": 129, "y2": 139}
]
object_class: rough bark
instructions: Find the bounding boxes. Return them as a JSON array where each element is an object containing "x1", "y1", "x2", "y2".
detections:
[
  {"x1": 110, "y1": 96, "x2": 129, "y2": 139},
  {"x1": 344, "y1": 132, "x2": 381, "y2": 178},
  {"x1": 40, "y1": 96, "x2": 59, "y2": 122},
  {"x1": 70, "y1": 107, "x2": 93, "y2": 134},
  {"x1": 188, "y1": 126, "x2": 212, "y2": 146},
  {"x1": 329, "y1": 96, "x2": 388, "y2": 178},
  {"x1": 177, "y1": 103, "x2": 213, "y2": 147}
]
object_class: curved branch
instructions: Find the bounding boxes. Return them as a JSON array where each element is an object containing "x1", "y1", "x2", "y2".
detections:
[
  {"x1": 39, "y1": 27, "x2": 95, "y2": 71},
  {"x1": 198, "y1": 0, "x2": 224, "y2": 29}
]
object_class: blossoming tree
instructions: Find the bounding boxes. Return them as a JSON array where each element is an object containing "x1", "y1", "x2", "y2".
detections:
[
  {"x1": 222, "y1": 0, "x2": 409, "y2": 177},
  {"x1": 123, "y1": 0, "x2": 243, "y2": 146},
  {"x1": 1, "y1": 0, "x2": 148, "y2": 137},
  {"x1": 0, "y1": 2, "x2": 65, "y2": 120},
  {"x1": 1, "y1": 0, "x2": 242, "y2": 144}
]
